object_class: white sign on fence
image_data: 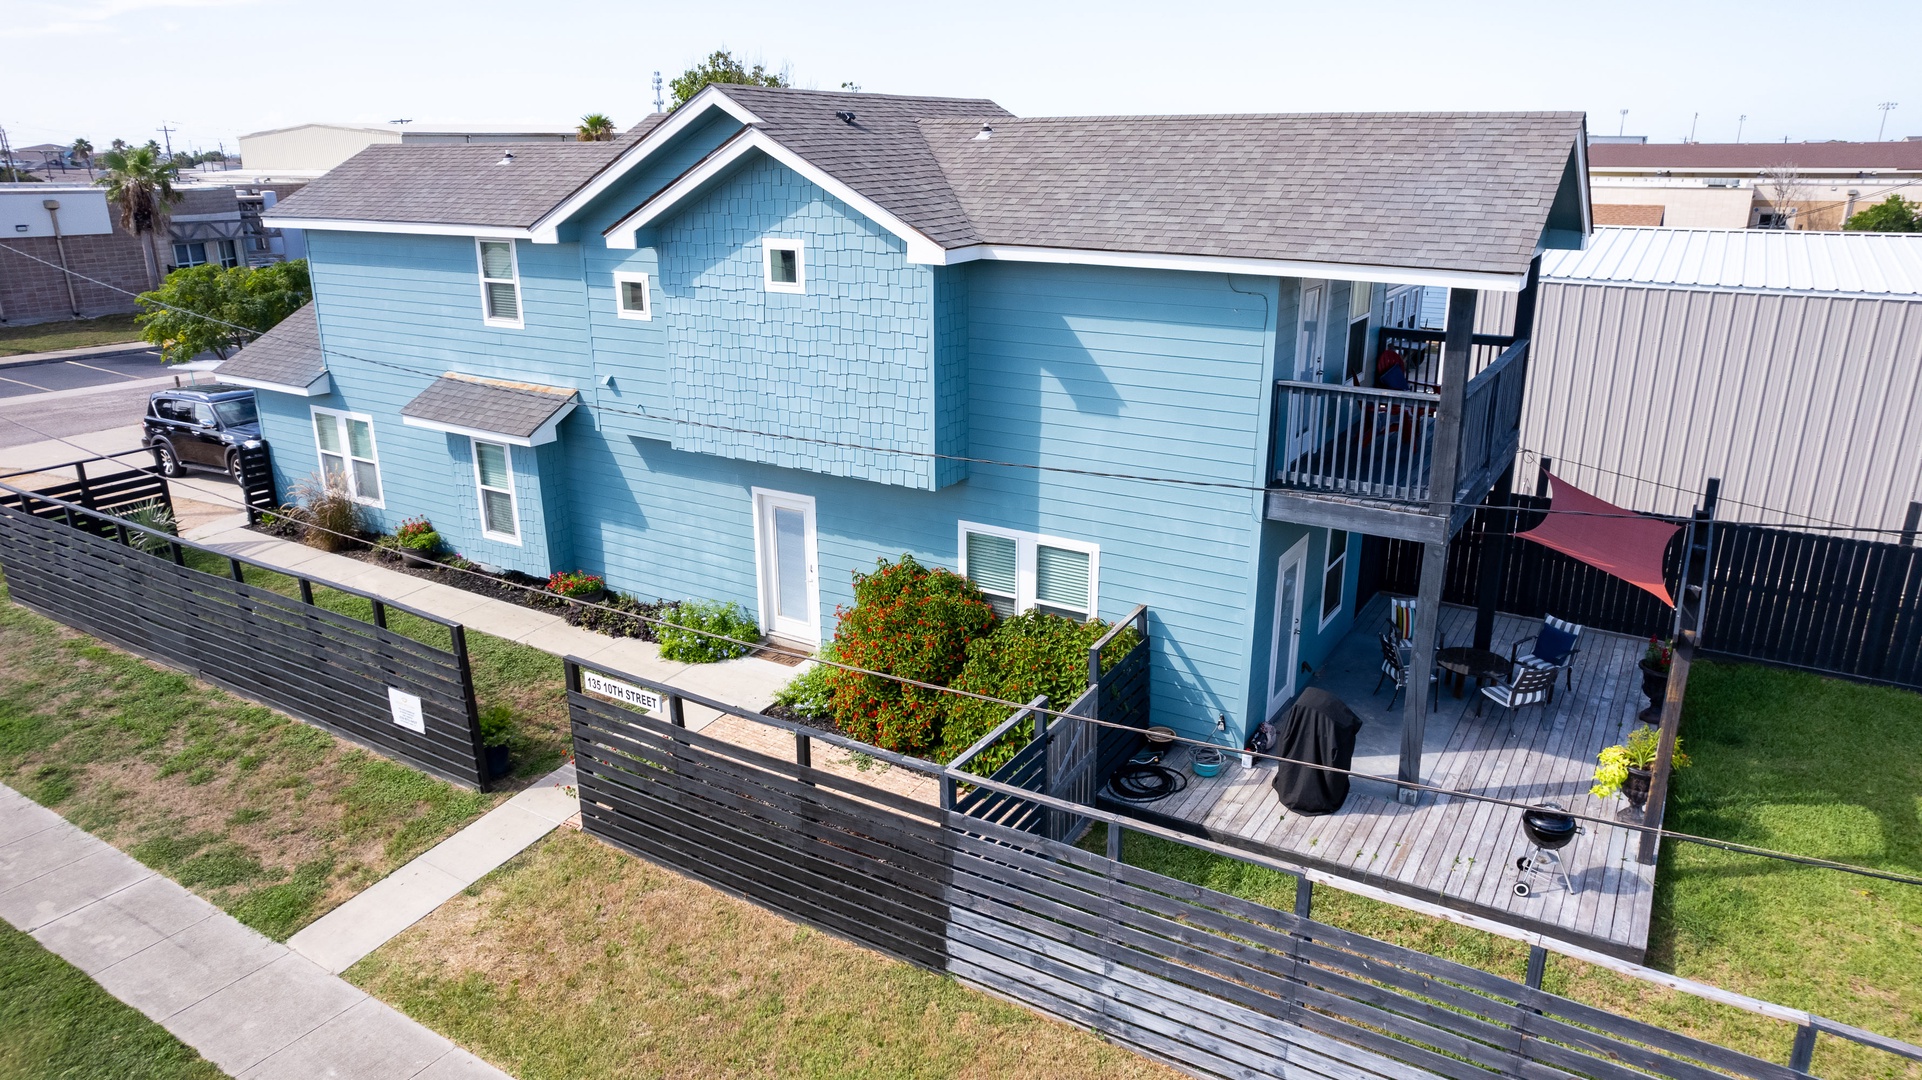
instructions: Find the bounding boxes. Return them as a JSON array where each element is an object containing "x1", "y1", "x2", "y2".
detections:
[
  {"x1": 581, "y1": 669, "x2": 661, "y2": 713},
  {"x1": 387, "y1": 687, "x2": 425, "y2": 733}
]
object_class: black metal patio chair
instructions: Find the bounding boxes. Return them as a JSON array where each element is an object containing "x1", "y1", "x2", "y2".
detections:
[
  {"x1": 1374, "y1": 633, "x2": 1438, "y2": 712},
  {"x1": 1477, "y1": 663, "x2": 1561, "y2": 722},
  {"x1": 1511, "y1": 614, "x2": 1584, "y2": 701}
]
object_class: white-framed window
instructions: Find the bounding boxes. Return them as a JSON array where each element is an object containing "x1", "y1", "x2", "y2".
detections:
[
  {"x1": 958, "y1": 522, "x2": 1098, "y2": 621},
  {"x1": 476, "y1": 238, "x2": 523, "y2": 327},
  {"x1": 311, "y1": 408, "x2": 383, "y2": 506},
  {"x1": 1320, "y1": 528, "x2": 1348, "y2": 627},
  {"x1": 471, "y1": 439, "x2": 519, "y2": 543},
  {"x1": 612, "y1": 270, "x2": 651, "y2": 320},
  {"x1": 762, "y1": 237, "x2": 804, "y2": 294}
]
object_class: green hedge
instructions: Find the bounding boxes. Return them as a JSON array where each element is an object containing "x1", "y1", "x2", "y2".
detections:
[{"x1": 940, "y1": 610, "x2": 1141, "y2": 771}]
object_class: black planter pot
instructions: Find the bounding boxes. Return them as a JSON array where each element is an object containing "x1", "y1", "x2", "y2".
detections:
[
  {"x1": 1622, "y1": 766, "x2": 1653, "y2": 811},
  {"x1": 1638, "y1": 660, "x2": 1670, "y2": 724},
  {"x1": 558, "y1": 586, "x2": 606, "y2": 604},
  {"x1": 485, "y1": 743, "x2": 511, "y2": 779}
]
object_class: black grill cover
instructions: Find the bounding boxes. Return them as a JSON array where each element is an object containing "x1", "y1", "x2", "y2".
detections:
[{"x1": 1271, "y1": 688, "x2": 1363, "y2": 815}]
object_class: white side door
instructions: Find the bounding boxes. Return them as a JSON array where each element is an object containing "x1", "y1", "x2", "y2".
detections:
[
  {"x1": 1287, "y1": 281, "x2": 1329, "y2": 465},
  {"x1": 1266, "y1": 537, "x2": 1310, "y2": 718},
  {"x1": 752, "y1": 488, "x2": 820, "y2": 646}
]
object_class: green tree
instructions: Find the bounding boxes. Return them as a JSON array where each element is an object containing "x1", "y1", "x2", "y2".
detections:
[
  {"x1": 95, "y1": 144, "x2": 180, "y2": 287},
  {"x1": 69, "y1": 137, "x2": 94, "y2": 178},
  {"x1": 669, "y1": 49, "x2": 788, "y2": 108},
  {"x1": 576, "y1": 113, "x2": 616, "y2": 141},
  {"x1": 135, "y1": 259, "x2": 312, "y2": 363},
  {"x1": 1843, "y1": 195, "x2": 1922, "y2": 232}
]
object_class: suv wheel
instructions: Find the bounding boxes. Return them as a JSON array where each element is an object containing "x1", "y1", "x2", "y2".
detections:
[
  {"x1": 152, "y1": 440, "x2": 184, "y2": 478},
  {"x1": 226, "y1": 451, "x2": 246, "y2": 486}
]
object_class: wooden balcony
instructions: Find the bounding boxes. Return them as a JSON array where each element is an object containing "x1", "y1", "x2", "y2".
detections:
[{"x1": 1267, "y1": 336, "x2": 1529, "y2": 543}]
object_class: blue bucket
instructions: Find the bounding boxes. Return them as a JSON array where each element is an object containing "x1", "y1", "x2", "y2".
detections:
[{"x1": 1191, "y1": 747, "x2": 1226, "y2": 778}]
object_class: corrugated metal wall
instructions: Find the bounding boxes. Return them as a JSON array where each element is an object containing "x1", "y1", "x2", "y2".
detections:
[{"x1": 1516, "y1": 282, "x2": 1922, "y2": 536}]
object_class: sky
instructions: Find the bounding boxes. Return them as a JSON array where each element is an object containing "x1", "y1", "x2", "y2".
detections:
[{"x1": 3, "y1": 0, "x2": 1918, "y2": 157}]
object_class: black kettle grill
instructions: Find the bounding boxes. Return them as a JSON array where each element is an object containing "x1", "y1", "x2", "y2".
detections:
[{"x1": 1513, "y1": 804, "x2": 1582, "y2": 898}]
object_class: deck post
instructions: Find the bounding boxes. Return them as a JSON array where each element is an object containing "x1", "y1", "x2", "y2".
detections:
[
  {"x1": 1900, "y1": 501, "x2": 1920, "y2": 547},
  {"x1": 1399, "y1": 287, "x2": 1477, "y2": 799},
  {"x1": 1473, "y1": 466, "x2": 1515, "y2": 650},
  {"x1": 1638, "y1": 630, "x2": 1695, "y2": 865}
]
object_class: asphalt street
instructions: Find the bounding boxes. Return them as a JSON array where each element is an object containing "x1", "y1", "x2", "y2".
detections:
[{"x1": 0, "y1": 347, "x2": 172, "y2": 398}]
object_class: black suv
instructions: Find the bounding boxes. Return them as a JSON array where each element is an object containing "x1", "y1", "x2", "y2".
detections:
[{"x1": 143, "y1": 385, "x2": 262, "y2": 483}]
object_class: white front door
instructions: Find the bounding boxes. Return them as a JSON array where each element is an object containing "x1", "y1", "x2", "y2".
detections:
[
  {"x1": 753, "y1": 488, "x2": 820, "y2": 645},
  {"x1": 1266, "y1": 537, "x2": 1310, "y2": 718},
  {"x1": 1287, "y1": 281, "x2": 1329, "y2": 465}
]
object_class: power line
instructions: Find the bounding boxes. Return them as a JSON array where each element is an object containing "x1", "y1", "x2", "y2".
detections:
[{"x1": 1, "y1": 442, "x2": 1916, "y2": 891}]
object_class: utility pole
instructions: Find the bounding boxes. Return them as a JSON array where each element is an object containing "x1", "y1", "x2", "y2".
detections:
[
  {"x1": 156, "y1": 123, "x2": 177, "y2": 159},
  {"x1": 0, "y1": 124, "x2": 15, "y2": 176},
  {"x1": 1618, "y1": 108, "x2": 1628, "y2": 136},
  {"x1": 1688, "y1": 112, "x2": 1699, "y2": 143},
  {"x1": 1737, "y1": 114, "x2": 1747, "y2": 142},
  {"x1": 652, "y1": 71, "x2": 664, "y2": 114},
  {"x1": 1878, "y1": 102, "x2": 1899, "y2": 142}
]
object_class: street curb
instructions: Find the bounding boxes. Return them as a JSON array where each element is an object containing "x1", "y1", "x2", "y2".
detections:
[{"x1": 0, "y1": 341, "x2": 155, "y2": 368}]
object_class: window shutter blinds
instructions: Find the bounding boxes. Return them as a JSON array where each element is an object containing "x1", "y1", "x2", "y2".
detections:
[
  {"x1": 479, "y1": 241, "x2": 514, "y2": 280},
  {"x1": 1035, "y1": 545, "x2": 1091, "y2": 615},
  {"x1": 314, "y1": 414, "x2": 340, "y2": 453},
  {"x1": 966, "y1": 532, "x2": 1018, "y2": 615},
  {"x1": 485, "y1": 282, "x2": 519, "y2": 320},
  {"x1": 475, "y1": 442, "x2": 510, "y2": 489},
  {"x1": 482, "y1": 491, "x2": 515, "y2": 535}
]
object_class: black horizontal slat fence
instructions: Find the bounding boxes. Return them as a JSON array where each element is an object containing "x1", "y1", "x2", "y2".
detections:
[
  {"x1": 0, "y1": 485, "x2": 488, "y2": 789},
  {"x1": 1371, "y1": 493, "x2": 1922, "y2": 689},
  {"x1": 561, "y1": 656, "x2": 1910, "y2": 1080}
]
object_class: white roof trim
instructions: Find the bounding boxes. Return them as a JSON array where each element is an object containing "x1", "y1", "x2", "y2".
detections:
[
  {"x1": 264, "y1": 218, "x2": 532, "y2": 239},
  {"x1": 220, "y1": 373, "x2": 331, "y2": 397},
  {"x1": 603, "y1": 128, "x2": 948, "y2": 263},
  {"x1": 400, "y1": 400, "x2": 576, "y2": 447},
  {"x1": 529, "y1": 85, "x2": 762, "y2": 242},
  {"x1": 945, "y1": 245, "x2": 1529, "y2": 292}
]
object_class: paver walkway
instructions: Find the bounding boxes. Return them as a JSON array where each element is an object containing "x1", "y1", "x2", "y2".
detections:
[
  {"x1": 0, "y1": 782, "x2": 510, "y2": 1080},
  {"x1": 289, "y1": 763, "x2": 580, "y2": 974}
]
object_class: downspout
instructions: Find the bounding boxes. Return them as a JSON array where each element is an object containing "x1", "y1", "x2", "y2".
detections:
[{"x1": 43, "y1": 200, "x2": 82, "y2": 318}]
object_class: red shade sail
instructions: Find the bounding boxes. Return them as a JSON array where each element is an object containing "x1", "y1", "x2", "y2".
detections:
[{"x1": 1517, "y1": 473, "x2": 1681, "y2": 606}]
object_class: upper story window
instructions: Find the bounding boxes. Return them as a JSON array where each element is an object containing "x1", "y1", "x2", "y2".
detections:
[
  {"x1": 613, "y1": 270, "x2": 651, "y2": 320},
  {"x1": 172, "y1": 240, "x2": 238, "y2": 270},
  {"x1": 477, "y1": 239, "x2": 523, "y2": 327},
  {"x1": 763, "y1": 238, "x2": 804, "y2": 294},
  {"x1": 959, "y1": 522, "x2": 1098, "y2": 621},
  {"x1": 312, "y1": 407, "x2": 383, "y2": 506}
]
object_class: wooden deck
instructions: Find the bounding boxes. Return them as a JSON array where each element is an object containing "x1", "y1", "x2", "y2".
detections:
[{"x1": 1122, "y1": 598, "x2": 1661, "y2": 961}]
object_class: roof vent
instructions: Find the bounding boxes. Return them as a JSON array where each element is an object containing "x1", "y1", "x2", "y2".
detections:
[
  {"x1": 496, "y1": 151, "x2": 515, "y2": 166},
  {"x1": 836, "y1": 110, "x2": 857, "y2": 125},
  {"x1": 974, "y1": 124, "x2": 993, "y2": 142}
]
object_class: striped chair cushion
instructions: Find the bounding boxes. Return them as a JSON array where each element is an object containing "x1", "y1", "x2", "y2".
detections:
[
  {"x1": 1390, "y1": 598, "x2": 1417, "y2": 644},
  {"x1": 1483, "y1": 666, "x2": 1560, "y2": 708}
]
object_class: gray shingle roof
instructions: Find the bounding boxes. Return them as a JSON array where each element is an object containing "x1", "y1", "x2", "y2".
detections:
[
  {"x1": 217, "y1": 303, "x2": 324, "y2": 387},
  {"x1": 400, "y1": 374, "x2": 577, "y2": 440},
  {"x1": 265, "y1": 87, "x2": 1583, "y2": 278},
  {"x1": 918, "y1": 112, "x2": 1586, "y2": 277},
  {"x1": 715, "y1": 86, "x2": 1010, "y2": 247},
  {"x1": 265, "y1": 114, "x2": 665, "y2": 229}
]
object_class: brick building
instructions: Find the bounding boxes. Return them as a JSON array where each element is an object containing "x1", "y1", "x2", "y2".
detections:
[{"x1": 0, "y1": 185, "x2": 152, "y2": 325}]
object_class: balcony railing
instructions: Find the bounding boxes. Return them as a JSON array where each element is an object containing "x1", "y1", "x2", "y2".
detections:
[
  {"x1": 1271, "y1": 337, "x2": 1529, "y2": 508},
  {"x1": 1271, "y1": 381, "x2": 1439, "y2": 502}
]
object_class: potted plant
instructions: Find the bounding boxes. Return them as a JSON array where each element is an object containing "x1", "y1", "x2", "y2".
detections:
[
  {"x1": 1637, "y1": 636, "x2": 1674, "y2": 723},
  {"x1": 1590, "y1": 726, "x2": 1690, "y2": 811},
  {"x1": 478, "y1": 703, "x2": 514, "y2": 779},
  {"x1": 393, "y1": 516, "x2": 443, "y2": 568},
  {"x1": 547, "y1": 570, "x2": 606, "y2": 603}
]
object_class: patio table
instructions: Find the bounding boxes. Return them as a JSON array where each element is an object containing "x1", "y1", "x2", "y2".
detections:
[{"x1": 1436, "y1": 646, "x2": 1510, "y2": 698}]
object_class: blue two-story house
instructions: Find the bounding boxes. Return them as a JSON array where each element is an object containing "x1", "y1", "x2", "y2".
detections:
[{"x1": 231, "y1": 86, "x2": 1590, "y2": 785}]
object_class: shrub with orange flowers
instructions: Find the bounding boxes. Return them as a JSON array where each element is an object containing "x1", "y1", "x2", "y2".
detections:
[{"x1": 825, "y1": 554, "x2": 996, "y2": 755}]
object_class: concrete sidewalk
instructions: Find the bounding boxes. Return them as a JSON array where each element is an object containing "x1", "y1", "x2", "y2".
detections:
[
  {"x1": 183, "y1": 518, "x2": 802, "y2": 724},
  {"x1": 290, "y1": 763, "x2": 580, "y2": 974},
  {"x1": 0, "y1": 782, "x2": 508, "y2": 1080}
]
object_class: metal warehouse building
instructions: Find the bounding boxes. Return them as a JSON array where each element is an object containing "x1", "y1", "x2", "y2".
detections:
[{"x1": 1498, "y1": 227, "x2": 1922, "y2": 537}]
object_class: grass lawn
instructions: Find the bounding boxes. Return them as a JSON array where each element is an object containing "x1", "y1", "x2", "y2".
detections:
[
  {"x1": 0, "y1": 314, "x2": 143, "y2": 357},
  {"x1": 1090, "y1": 658, "x2": 1922, "y2": 1078},
  {"x1": 0, "y1": 920, "x2": 226, "y2": 1079},
  {"x1": 348, "y1": 829, "x2": 1176, "y2": 1080},
  {"x1": 0, "y1": 572, "x2": 497, "y2": 941}
]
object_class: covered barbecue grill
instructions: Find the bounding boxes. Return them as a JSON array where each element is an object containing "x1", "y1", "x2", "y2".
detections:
[{"x1": 1270, "y1": 688, "x2": 1363, "y2": 815}]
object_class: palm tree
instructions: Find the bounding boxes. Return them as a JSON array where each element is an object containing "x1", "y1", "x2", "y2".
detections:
[
  {"x1": 70, "y1": 137, "x2": 94, "y2": 179},
  {"x1": 96, "y1": 144, "x2": 179, "y2": 288},
  {"x1": 576, "y1": 113, "x2": 616, "y2": 142}
]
